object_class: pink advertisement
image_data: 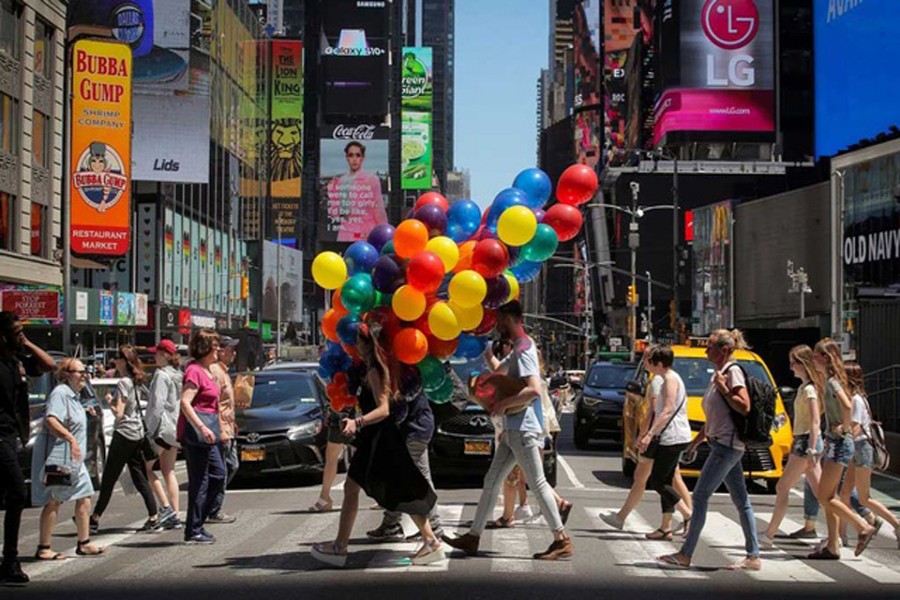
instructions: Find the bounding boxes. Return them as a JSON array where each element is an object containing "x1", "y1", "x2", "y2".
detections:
[{"x1": 653, "y1": 88, "x2": 775, "y2": 146}]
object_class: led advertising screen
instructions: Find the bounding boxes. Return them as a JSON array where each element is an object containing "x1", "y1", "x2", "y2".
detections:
[
  {"x1": 319, "y1": 123, "x2": 389, "y2": 244},
  {"x1": 321, "y1": 0, "x2": 389, "y2": 117},
  {"x1": 401, "y1": 47, "x2": 433, "y2": 190},
  {"x1": 814, "y1": 0, "x2": 900, "y2": 157},
  {"x1": 653, "y1": 0, "x2": 775, "y2": 145},
  {"x1": 574, "y1": 0, "x2": 601, "y2": 110}
]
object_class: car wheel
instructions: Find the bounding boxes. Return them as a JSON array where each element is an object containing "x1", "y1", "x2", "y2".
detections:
[
  {"x1": 622, "y1": 456, "x2": 636, "y2": 479},
  {"x1": 574, "y1": 426, "x2": 590, "y2": 450}
]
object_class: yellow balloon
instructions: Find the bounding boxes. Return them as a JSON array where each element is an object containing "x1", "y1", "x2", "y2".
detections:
[
  {"x1": 312, "y1": 251, "x2": 348, "y2": 290},
  {"x1": 497, "y1": 205, "x2": 538, "y2": 247},
  {"x1": 448, "y1": 270, "x2": 487, "y2": 308},
  {"x1": 449, "y1": 301, "x2": 483, "y2": 331},
  {"x1": 505, "y1": 272, "x2": 520, "y2": 301},
  {"x1": 392, "y1": 285, "x2": 427, "y2": 321},
  {"x1": 428, "y1": 302, "x2": 461, "y2": 341},
  {"x1": 425, "y1": 236, "x2": 460, "y2": 272}
]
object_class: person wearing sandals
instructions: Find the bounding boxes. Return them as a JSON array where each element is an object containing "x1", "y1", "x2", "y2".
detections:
[
  {"x1": 839, "y1": 363, "x2": 899, "y2": 548},
  {"x1": 760, "y1": 345, "x2": 825, "y2": 548},
  {"x1": 144, "y1": 339, "x2": 184, "y2": 530},
  {"x1": 308, "y1": 405, "x2": 354, "y2": 513},
  {"x1": 807, "y1": 339, "x2": 877, "y2": 560},
  {"x1": 658, "y1": 329, "x2": 760, "y2": 571},
  {"x1": 90, "y1": 345, "x2": 161, "y2": 533},
  {"x1": 179, "y1": 329, "x2": 225, "y2": 545},
  {"x1": 0, "y1": 312, "x2": 56, "y2": 583},
  {"x1": 311, "y1": 323, "x2": 443, "y2": 567},
  {"x1": 31, "y1": 358, "x2": 105, "y2": 561}
]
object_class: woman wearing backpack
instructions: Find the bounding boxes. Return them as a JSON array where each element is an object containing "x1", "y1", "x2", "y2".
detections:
[
  {"x1": 808, "y1": 339, "x2": 878, "y2": 559},
  {"x1": 839, "y1": 363, "x2": 900, "y2": 549}
]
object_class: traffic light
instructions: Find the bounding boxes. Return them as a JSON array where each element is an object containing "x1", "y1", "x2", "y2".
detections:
[
  {"x1": 241, "y1": 275, "x2": 249, "y2": 299},
  {"x1": 627, "y1": 284, "x2": 638, "y2": 306}
]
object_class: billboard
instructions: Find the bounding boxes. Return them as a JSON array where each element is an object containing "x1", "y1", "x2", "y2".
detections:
[
  {"x1": 269, "y1": 40, "x2": 304, "y2": 239},
  {"x1": 319, "y1": 124, "x2": 389, "y2": 243},
  {"x1": 653, "y1": 0, "x2": 775, "y2": 145},
  {"x1": 132, "y1": 94, "x2": 210, "y2": 183},
  {"x1": 814, "y1": 0, "x2": 900, "y2": 157},
  {"x1": 262, "y1": 241, "x2": 303, "y2": 323},
  {"x1": 401, "y1": 47, "x2": 433, "y2": 190},
  {"x1": 321, "y1": 0, "x2": 389, "y2": 117},
  {"x1": 70, "y1": 39, "x2": 132, "y2": 256},
  {"x1": 0, "y1": 288, "x2": 62, "y2": 323},
  {"x1": 574, "y1": 1, "x2": 601, "y2": 110}
]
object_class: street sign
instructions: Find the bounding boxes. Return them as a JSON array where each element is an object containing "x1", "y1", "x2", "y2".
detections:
[{"x1": 609, "y1": 337, "x2": 623, "y2": 347}]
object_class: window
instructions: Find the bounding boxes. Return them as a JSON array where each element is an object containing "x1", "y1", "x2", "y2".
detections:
[
  {"x1": 0, "y1": 93, "x2": 19, "y2": 154},
  {"x1": 30, "y1": 201, "x2": 45, "y2": 256},
  {"x1": 0, "y1": 0, "x2": 21, "y2": 60},
  {"x1": 0, "y1": 192, "x2": 13, "y2": 251},
  {"x1": 33, "y1": 18, "x2": 52, "y2": 78},
  {"x1": 32, "y1": 110, "x2": 50, "y2": 167}
]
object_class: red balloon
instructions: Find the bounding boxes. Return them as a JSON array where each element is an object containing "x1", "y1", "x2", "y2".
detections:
[
  {"x1": 406, "y1": 251, "x2": 446, "y2": 294},
  {"x1": 428, "y1": 335, "x2": 459, "y2": 360},
  {"x1": 414, "y1": 192, "x2": 450, "y2": 213},
  {"x1": 543, "y1": 203, "x2": 583, "y2": 242},
  {"x1": 471, "y1": 239, "x2": 509, "y2": 279},
  {"x1": 474, "y1": 308, "x2": 498, "y2": 335},
  {"x1": 557, "y1": 164, "x2": 598, "y2": 206}
]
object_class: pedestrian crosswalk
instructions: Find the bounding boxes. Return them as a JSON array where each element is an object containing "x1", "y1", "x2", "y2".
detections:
[{"x1": 16, "y1": 502, "x2": 900, "y2": 585}]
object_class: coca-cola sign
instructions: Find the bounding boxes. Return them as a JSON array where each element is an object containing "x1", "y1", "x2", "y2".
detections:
[{"x1": 330, "y1": 124, "x2": 377, "y2": 140}]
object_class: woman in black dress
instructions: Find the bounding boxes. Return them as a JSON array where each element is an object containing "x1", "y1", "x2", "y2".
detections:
[{"x1": 312, "y1": 324, "x2": 442, "y2": 568}]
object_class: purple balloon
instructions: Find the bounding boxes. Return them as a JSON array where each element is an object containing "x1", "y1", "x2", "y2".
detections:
[
  {"x1": 534, "y1": 208, "x2": 546, "y2": 223},
  {"x1": 371, "y1": 254, "x2": 404, "y2": 294},
  {"x1": 367, "y1": 224, "x2": 395, "y2": 253},
  {"x1": 415, "y1": 204, "x2": 448, "y2": 237},
  {"x1": 483, "y1": 276, "x2": 511, "y2": 309}
]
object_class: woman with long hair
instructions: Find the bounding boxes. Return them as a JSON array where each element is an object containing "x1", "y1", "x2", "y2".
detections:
[
  {"x1": 90, "y1": 345, "x2": 160, "y2": 533},
  {"x1": 761, "y1": 345, "x2": 825, "y2": 547},
  {"x1": 312, "y1": 323, "x2": 443, "y2": 567},
  {"x1": 144, "y1": 339, "x2": 184, "y2": 529},
  {"x1": 839, "y1": 363, "x2": 899, "y2": 548},
  {"x1": 808, "y1": 339, "x2": 877, "y2": 559}
]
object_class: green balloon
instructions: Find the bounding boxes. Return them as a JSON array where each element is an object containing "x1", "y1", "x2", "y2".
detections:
[
  {"x1": 426, "y1": 375, "x2": 455, "y2": 404},
  {"x1": 381, "y1": 240, "x2": 395, "y2": 256},
  {"x1": 417, "y1": 355, "x2": 447, "y2": 392},
  {"x1": 340, "y1": 273, "x2": 376, "y2": 314},
  {"x1": 520, "y1": 224, "x2": 559, "y2": 263}
]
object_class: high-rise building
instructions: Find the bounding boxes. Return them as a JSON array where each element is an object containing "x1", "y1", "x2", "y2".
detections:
[{"x1": 445, "y1": 169, "x2": 470, "y2": 203}]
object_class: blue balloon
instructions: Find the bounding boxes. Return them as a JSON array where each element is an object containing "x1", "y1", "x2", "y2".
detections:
[
  {"x1": 513, "y1": 168, "x2": 552, "y2": 209},
  {"x1": 447, "y1": 200, "x2": 482, "y2": 242},
  {"x1": 509, "y1": 260, "x2": 542, "y2": 283},
  {"x1": 485, "y1": 188, "x2": 528, "y2": 232},
  {"x1": 344, "y1": 241, "x2": 379, "y2": 276},
  {"x1": 455, "y1": 334, "x2": 489, "y2": 359},
  {"x1": 336, "y1": 314, "x2": 362, "y2": 346}
]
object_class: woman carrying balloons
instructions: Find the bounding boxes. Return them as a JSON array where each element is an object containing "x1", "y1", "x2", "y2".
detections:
[{"x1": 311, "y1": 323, "x2": 444, "y2": 568}]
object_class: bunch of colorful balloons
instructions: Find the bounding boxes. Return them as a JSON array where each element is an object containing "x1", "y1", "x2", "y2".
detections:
[{"x1": 312, "y1": 164, "x2": 598, "y2": 405}]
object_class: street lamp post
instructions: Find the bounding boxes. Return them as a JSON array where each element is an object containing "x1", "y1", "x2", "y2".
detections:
[
  {"x1": 787, "y1": 260, "x2": 812, "y2": 320},
  {"x1": 645, "y1": 271, "x2": 653, "y2": 342}
]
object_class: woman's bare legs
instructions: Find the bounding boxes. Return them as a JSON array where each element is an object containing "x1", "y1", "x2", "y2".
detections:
[
  {"x1": 158, "y1": 448, "x2": 180, "y2": 512},
  {"x1": 617, "y1": 459, "x2": 653, "y2": 522},
  {"x1": 334, "y1": 477, "x2": 362, "y2": 551},
  {"x1": 818, "y1": 460, "x2": 872, "y2": 554},
  {"x1": 766, "y1": 453, "x2": 809, "y2": 538},
  {"x1": 317, "y1": 442, "x2": 344, "y2": 507}
]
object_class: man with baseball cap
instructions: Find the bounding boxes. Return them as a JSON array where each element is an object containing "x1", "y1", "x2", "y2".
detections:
[{"x1": 208, "y1": 335, "x2": 240, "y2": 523}]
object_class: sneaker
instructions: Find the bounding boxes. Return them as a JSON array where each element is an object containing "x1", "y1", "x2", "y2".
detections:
[
  {"x1": 514, "y1": 504, "x2": 534, "y2": 522},
  {"x1": 758, "y1": 532, "x2": 775, "y2": 550},
  {"x1": 137, "y1": 518, "x2": 163, "y2": 533},
  {"x1": 158, "y1": 506, "x2": 176, "y2": 524},
  {"x1": 366, "y1": 523, "x2": 405, "y2": 542},
  {"x1": 162, "y1": 516, "x2": 184, "y2": 530},
  {"x1": 206, "y1": 512, "x2": 236, "y2": 524},
  {"x1": 0, "y1": 559, "x2": 29, "y2": 585},
  {"x1": 311, "y1": 542, "x2": 347, "y2": 568},
  {"x1": 533, "y1": 538, "x2": 574, "y2": 560},
  {"x1": 599, "y1": 511, "x2": 625, "y2": 531},
  {"x1": 787, "y1": 526, "x2": 818, "y2": 540},
  {"x1": 200, "y1": 528, "x2": 216, "y2": 541},
  {"x1": 184, "y1": 532, "x2": 216, "y2": 545},
  {"x1": 440, "y1": 532, "x2": 480, "y2": 556}
]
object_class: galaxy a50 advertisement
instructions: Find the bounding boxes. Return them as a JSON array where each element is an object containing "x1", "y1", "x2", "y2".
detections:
[
  {"x1": 321, "y1": 0, "x2": 389, "y2": 117},
  {"x1": 653, "y1": 0, "x2": 775, "y2": 145},
  {"x1": 814, "y1": 0, "x2": 900, "y2": 158}
]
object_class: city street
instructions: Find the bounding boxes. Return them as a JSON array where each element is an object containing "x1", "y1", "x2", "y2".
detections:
[{"x1": 12, "y1": 412, "x2": 900, "y2": 599}]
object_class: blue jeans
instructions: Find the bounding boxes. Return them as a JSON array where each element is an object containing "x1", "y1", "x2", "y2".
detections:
[
  {"x1": 802, "y1": 477, "x2": 870, "y2": 520},
  {"x1": 184, "y1": 443, "x2": 226, "y2": 538},
  {"x1": 681, "y1": 441, "x2": 759, "y2": 559}
]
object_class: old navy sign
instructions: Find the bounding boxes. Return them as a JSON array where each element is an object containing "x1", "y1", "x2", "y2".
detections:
[{"x1": 844, "y1": 228, "x2": 900, "y2": 265}]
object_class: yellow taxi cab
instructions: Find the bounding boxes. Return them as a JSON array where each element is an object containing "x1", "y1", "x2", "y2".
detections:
[{"x1": 623, "y1": 338, "x2": 792, "y2": 490}]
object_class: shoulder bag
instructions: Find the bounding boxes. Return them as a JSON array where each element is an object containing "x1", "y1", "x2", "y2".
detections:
[
  {"x1": 43, "y1": 393, "x2": 74, "y2": 487},
  {"x1": 861, "y1": 395, "x2": 891, "y2": 471}
]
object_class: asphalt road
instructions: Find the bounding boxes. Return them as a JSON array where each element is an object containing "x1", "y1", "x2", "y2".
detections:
[{"x1": 9, "y1": 412, "x2": 900, "y2": 600}]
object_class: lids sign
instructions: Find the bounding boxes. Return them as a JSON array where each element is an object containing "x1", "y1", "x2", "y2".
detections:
[{"x1": 70, "y1": 40, "x2": 133, "y2": 256}]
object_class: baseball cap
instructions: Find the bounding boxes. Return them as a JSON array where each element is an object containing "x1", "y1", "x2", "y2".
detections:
[
  {"x1": 220, "y1": 335, "x2": 239, "y2": 348},
  {"x1": 149, "y1": 339, "x2": 177, "y2": 354}
]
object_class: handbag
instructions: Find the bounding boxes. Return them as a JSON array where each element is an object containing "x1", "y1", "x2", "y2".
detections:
[
  {"x1": 641, "y1": 378, "x2": 686, "y2": 460},
  {"x1": 182, "y1": 411, "x2": 221, "y2": 447},
  {"x1": 861, "y1": 395, "x2": 891, "y2": 471},
  {"x1": 42, "y1": 394, "x2": 74, "y2": 487}
]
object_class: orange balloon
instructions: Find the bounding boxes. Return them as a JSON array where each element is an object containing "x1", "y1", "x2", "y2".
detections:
[
  {"x1": 322, "y1": 309, "x2": 341, "y2": 342},
  {"x1": 453, "y1": 240, "x2": 477, "y2": 274},
  {"x1": 394, "y1": 328, "x2": 429, "y2": 365},
  {"x1": 331, "y1": 288, "x2": 348, "y2": 316},
  {"x1": 428, "y1": 335, "x2": 459, "y2": 360},
  {"x1": 394, "y1": 219, "x2": 429, "y2": 259},
  {"x1": 342, "y1": 344, "x2": 360, "y2": 362}
]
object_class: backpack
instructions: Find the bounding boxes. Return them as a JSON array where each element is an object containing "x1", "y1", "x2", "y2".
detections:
[
  {"x1": 861, "y1": 395, "x2": 891, "y2": 471},
  {"x1": 724, "y1": 363, "x2": 777, "y2": 449}
]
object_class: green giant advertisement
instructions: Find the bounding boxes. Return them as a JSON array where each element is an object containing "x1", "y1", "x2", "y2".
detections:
[{"x1": 401, "y1": 47, "x2": 433, "y2": 190}]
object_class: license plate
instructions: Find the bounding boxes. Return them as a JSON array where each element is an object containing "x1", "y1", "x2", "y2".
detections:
[
  {"x1": 464, "y1": 439, "x2": 492, "y2": 456},
  {"x1": 241, "y1": 446, "x2": 266, "y2": 462}
]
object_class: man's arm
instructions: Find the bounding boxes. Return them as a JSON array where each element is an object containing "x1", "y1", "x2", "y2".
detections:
[{"x1": 21, "y1": 334, "x2": 56, "y2": 374}]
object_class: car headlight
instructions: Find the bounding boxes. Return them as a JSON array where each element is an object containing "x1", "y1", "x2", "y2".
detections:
[
  {"x1": 287, "y1": 420, "x2": 323, "y2": 440},
  {"x1": 771, "y1": 412, "x2": 788, "y2": 433},
  {"x1": 582, "y1": 396, "x2": 604, "y2": 407}
]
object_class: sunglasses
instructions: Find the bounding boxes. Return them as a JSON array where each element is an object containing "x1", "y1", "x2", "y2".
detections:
[{"x1": 68, "y1": 369, "x2": 87, "y2": 375}]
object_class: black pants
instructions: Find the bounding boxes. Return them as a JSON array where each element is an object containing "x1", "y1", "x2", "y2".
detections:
[
  {"x1": 648, "y1": 442, "x2": 689, "y2": 515},
  {"x1": 93, "y1": 431, "x2": 157, "y2": 518},
  {"x1": 184, "y1": 442, "x2": 226, "y2": 538},
  {"x1": 0, "y1": 436, "x2": 27, "y2": 560},
  {"x1": 209, "y1": 440, "x2": 238, "y2": 517}
]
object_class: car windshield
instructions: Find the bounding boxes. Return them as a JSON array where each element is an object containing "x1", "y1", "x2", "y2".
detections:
[
  {"x1": 249, "y1": 374, "x2": 319, "y2": 408},
  {"x1": 672, "y1": 358, "x2": 772, "y2": 396},
  {"x1": 28, "y1": 373, "x2": 55, "y2": 405},
  {"x1": 586, "y1": 365, "x2": 633, "y2": 389}
]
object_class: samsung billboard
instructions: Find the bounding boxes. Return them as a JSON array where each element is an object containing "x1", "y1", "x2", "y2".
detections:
[{"x1": 814, "y1": 0, "x2": 900, "y2": 158}]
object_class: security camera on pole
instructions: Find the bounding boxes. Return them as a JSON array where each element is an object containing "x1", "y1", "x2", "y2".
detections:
[{"x1": 787, "y1": 260, "x2": 812, "y2": 320}]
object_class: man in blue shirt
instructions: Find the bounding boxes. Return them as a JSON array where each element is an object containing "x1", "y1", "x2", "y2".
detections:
[{"x1": 442, "y1": 301, "x2": 573, "y2": 560}]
